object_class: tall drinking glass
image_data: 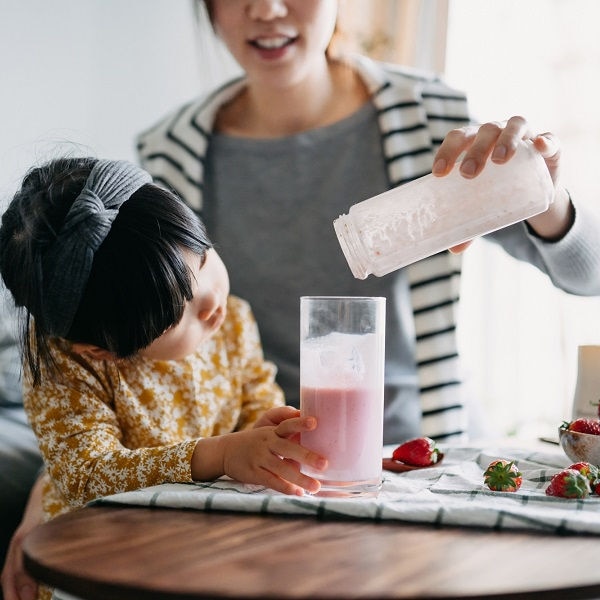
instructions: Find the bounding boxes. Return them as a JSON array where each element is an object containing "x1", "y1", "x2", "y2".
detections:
[{"x1": 300, "y1": 296, "x2": 386, "y2": 497}]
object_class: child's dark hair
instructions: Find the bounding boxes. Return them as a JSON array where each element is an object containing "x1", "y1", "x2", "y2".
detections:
[{"x1": 0, "y1": 157, "x2": 213, "y2": 385}]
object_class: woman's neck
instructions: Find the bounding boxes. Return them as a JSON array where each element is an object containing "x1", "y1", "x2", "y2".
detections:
[{"x1": 215, "y1": 59, "x2": 370, "y2": 138}]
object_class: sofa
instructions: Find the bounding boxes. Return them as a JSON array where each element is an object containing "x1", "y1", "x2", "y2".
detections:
[{"x1": 0, "y1": 283, "x2": 43, "y2": 567}]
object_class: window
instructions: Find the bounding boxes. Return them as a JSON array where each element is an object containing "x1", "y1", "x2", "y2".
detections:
[{"x1": 445, "y1": 0, "x2": 600, "y2": 438}]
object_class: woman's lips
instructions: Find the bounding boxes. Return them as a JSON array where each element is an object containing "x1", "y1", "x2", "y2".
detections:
[{"x1": 249, "y1": 35, "x2": 297, "y2": 59}]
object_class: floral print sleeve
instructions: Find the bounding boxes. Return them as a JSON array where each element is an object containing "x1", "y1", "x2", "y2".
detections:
[
  {"x1": 24, "y1": 352, "x2": 198, "y2": 512},
  {"x1": 24, "y1": 295, "x2": 284, "y2": 518}
]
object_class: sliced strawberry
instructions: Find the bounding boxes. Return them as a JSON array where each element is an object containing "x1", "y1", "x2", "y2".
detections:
[
  {"x1": 483, "y1": 459, "x2": 522, "y2": 492},
  {"x1": 562, "y1": 418, "x2": 600, "y2": 436},
  {"x1": 392, "y1": 437, "x2": 439, "y2": 467},
  {"x1": 545, "y1": 468, "x2": 591, "y2": 498}
]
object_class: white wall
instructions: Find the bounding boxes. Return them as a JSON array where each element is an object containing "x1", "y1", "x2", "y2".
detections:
[{"x1": 0, "y1": 0, "x2": 225, "y2": 206}]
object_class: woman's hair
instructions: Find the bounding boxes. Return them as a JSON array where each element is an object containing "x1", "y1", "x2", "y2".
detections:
[{"x1": 0, "y1": 157, "x2": 213, "y2": 385}]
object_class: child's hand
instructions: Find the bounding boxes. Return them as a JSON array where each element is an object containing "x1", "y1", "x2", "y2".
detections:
[
  {"x1": 192, "y1": 414, "x2": 327, "y2": 496},
  {"x1": 252, "y1": 405, "x2": 301, "y2": 429}
]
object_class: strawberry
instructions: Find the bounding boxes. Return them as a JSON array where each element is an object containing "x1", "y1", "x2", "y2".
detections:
[
  {"x1": 562, "y1": 418, "x2": 600, "y2": 436},
  {"x1": 392, "y1": 437, "x2": 440, "y2": 467},
  {"x1": 483, "y1": 459, "x2": 522, "y2": 492},
  {"x1": 568, "y1": 462, "x2": 600, "y2": 495},
  {"x1": 545, "y1": 468, "x2": 591, "y2": 498},
  {"x1": 568, "y1": 461, "x2": 599, "y2": 484}
]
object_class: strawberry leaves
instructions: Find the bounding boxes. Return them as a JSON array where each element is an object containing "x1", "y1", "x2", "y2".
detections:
[{"x1": 483, "y1": 459, "x2": 522, "y2": 492}]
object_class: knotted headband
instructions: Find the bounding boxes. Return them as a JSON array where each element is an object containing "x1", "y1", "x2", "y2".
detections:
[{"x1": 41, "y1": 159, "x2": 152, "y2": 337}]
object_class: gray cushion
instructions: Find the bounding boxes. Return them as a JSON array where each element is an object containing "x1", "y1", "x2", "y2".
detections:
[{"x1": 0, "y1": 282, "x2": 22, "y2": 406}]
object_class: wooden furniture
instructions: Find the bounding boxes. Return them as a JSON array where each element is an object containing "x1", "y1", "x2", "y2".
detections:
[{"x1": 23, "y1": 504, "x2": 600, "y2": 599}]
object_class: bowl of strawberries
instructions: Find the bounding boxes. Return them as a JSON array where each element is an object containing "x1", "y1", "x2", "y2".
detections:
[{"x1": 559, "y1": 418, "x2": 600, "y2": 466}]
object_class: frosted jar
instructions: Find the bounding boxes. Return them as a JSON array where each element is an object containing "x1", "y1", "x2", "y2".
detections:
[{"x1": 333, "y1": 140, "x2": 554, "y2": 279}]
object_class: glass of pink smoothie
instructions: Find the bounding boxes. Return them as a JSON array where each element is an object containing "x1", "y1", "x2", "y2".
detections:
[{"x1": 300, "y1": 296, "x2": 385, "y2": 497}]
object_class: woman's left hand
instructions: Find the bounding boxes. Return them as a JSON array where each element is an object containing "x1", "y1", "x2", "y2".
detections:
[{"x1": 433, "y1": 115, "x2": 574, "y2": 244}]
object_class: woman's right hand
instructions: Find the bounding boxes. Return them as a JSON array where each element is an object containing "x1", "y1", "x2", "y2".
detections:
[
  {"x1": 1, "y1": 476, "x2": 44, "y2": 600},
  {"x1": 192, "y1": 414, "x2": 328, "y2": 496}
]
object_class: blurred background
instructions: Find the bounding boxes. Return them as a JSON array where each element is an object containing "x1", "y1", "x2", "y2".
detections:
[{"x1": 1, "y1": 0, "x2": 599, "y2": 440}]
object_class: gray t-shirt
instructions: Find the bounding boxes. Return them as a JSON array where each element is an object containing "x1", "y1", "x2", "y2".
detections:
[{"x1": 204, "y1": 102, "x2": 422, "y2": 443}]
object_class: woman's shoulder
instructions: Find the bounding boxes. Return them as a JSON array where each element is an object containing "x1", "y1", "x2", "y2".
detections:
[
  {"x1": 350, "y1": 54, "x2": 467, "y2": 102},
  {"x1": 135, "y1": 76, "x2": 247, "y2": 212},
  {"x1": 137, "y1": 76, "x2": 247, "y2": 147}
]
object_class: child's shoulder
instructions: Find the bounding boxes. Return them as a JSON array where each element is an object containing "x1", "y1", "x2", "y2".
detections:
[{"x1": 225, "y1": 294, "x2": 253, "y2": 322}]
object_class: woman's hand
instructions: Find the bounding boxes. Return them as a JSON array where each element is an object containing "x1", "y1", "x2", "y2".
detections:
[
  {"x1": 1, "y1": 476, "x2": 44, "y2": 600},
  {"x1": 433, "y1": 115, "x2": 574, "y2": 244},
  {"x1": 191, "y1": 412, "x2": 327, "y2": 496}
]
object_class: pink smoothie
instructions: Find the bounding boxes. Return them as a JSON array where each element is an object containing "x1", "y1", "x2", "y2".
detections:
[{"x1": 300, "y1": 386, "x2": 383, "y2": 484}]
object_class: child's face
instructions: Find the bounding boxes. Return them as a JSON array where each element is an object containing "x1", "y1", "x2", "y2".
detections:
[{"x1": 139, "y1": 249, "x2": 230, "y2": 361}]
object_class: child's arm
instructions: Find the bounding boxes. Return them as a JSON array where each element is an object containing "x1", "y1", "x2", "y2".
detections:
[{"x1": 191, "y1": 412, "x2": 327, "y2": 496}]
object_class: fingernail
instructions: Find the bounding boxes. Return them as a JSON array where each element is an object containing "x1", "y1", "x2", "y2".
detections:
[
  {"x1": 492, "y1": 144, "x2": 507, "y2": 161},
  {"x1": 315, "y1": 457, "x2": 328, "y2": 470},
  {"x1": 432, "y1": 158, "x2": 446, "y2": 175},
  {"x1": 305, "y1": 416, "x2": 316, "y2": 429},
  {"x1": 460, "y1": 158, "x2": 477, "y2": 177}
]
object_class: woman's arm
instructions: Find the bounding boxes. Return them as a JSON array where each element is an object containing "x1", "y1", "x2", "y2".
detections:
[{"x1": 1, "y1": 475, "x2": 44, "y2": 600}]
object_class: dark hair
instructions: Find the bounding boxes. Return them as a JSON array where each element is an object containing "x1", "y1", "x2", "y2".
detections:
[{"x1": 0, "y1": 157, "x2": 212, "y2": 385}]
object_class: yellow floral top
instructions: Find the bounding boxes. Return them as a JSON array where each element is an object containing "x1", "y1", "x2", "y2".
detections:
[{"x1": 24, "y1": 295, "x2": 284, "y2": 521}]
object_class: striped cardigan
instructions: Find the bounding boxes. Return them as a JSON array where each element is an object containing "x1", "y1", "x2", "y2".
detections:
[{"x1": 137, "y1": 55, "x2": 472, "y2": 442}]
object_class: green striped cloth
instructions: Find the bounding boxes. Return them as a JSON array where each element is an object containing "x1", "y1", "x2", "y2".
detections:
[{"x1": 95, "y1": 446, "x2": 600, "y2": 534}]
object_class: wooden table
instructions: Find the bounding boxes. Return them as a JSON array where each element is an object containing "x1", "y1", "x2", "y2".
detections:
[{"x1": 22, "y1": 504, "x2": 600, "y2": 600}]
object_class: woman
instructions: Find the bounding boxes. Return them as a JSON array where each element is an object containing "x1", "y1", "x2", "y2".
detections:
[{"x1": 138, "y1": 0, "x2": 599, "y2": 444}]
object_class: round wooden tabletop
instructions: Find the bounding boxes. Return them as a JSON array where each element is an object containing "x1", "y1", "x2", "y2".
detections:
[{"x1": 23, "y1": 504, "x2": 600, "y2": 600}]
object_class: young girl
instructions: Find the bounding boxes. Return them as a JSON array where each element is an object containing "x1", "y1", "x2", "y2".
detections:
[{"x1": 0, "y1": 157, "x2": 327, "y2": 532}]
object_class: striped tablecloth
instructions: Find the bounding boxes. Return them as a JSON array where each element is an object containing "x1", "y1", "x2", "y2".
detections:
[{"x1": 95, "y1": 445, "x2": 600, "y2": 535}]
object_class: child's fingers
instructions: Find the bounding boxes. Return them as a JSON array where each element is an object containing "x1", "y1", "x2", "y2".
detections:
[
  {"x1": 261, "y1": 453, "x2": 323, "y2": 495},
  {"x1": 274, "y1": 415, "x2": 316, "y2": 438},
  {"x1": 256, "y1": 466, "x2": 321, "y2": 496},
  {"x1": 255, "y1": 405, "x2": 300, "y2": 428},
  {"x1": 269, "y1": 434, "x2": 328, "y2": 473}
]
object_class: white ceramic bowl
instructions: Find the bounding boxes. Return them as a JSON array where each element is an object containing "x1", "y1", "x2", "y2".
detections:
[{"x1": 559, "y1": 427, "x2": 600, "y2": 466}]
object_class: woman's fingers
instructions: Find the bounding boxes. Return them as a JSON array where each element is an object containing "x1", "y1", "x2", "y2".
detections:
[
  {"x1": 533, "y1": 132, "x2": 561, "y2": 184},
  {"x1": 448, "y1": 240, "x2": 474, "y2": 254},
  {"x1": 433, "y1": 115, "x2": 537, "y2": 178},
  {"x1": 432, "y1": 124, "x2": 480, "y2": 176}
]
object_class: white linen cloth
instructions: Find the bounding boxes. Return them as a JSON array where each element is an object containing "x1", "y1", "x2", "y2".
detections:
[{"x1": 95, "y1": 446, "x2": 600, "y2": 535}]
